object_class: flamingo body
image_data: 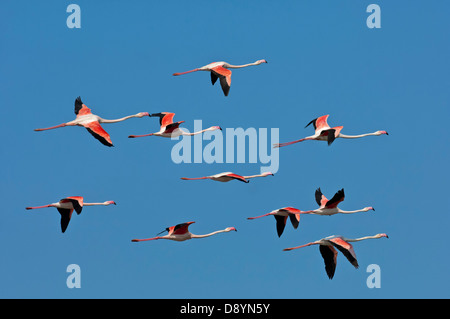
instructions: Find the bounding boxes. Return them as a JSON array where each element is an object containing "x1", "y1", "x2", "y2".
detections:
[
  {"x1": 26, "y1": 196, "x2": 116, "y2": 233},
  {"x1": 128, "y1": 112, "x2": 221, "y2": 139},
  {"x1": 181, "y1": 171, "x2": 273, "y2": 183},
  {"x1": 34, "y1": 97, "x2": 150, "y2": 147},
  {"x1": 283, "y1": 233, "x2": 388, "y2": 279},
  {"x1": 131, "y1": 221, "x2": 237, "y2": 242},
  {"x1": 173, "y1": 60, "x2": 267, "y2": 96},
  {"x1": 274, "y1": 114, "x2": 388, "y2": 148},
  {"x1": 247, "y1": 207, "x2": 303, "y2": 237},
  {"x1": 303, "y1": 188, "x2": 375, "y2": 216}
]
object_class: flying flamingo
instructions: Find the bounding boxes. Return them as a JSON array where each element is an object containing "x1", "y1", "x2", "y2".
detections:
[
  {"x1": 247, "y1": 207, "x2": 303, "y2": 237},
  {"x1": 34, "y1": 96, "x2": 150, "y2": 147},
  {"x1": 283, "y1": 233, "x2": 389, "y2": 279},
  {"x1": 181, "y1": 172, "x2": 274, "y2": 183},
  {"x1": 274, "y1": 114, "x2": 388, "y2": 148},
  {"x1": 128, "y1": 112, "x2": 221, "y2": 138},
  {"x1": 26, "y1": 196, "x2": 116, "y2": 233},
  {"x1": 303, "y1": 188, "x2": 375, "y2": 216},
  {"x1": 172, "y1": 60, "x2": 268, "y2": 96},
  {"x1": 131, "y1": 221, "x2": 237, "y2": 242}
]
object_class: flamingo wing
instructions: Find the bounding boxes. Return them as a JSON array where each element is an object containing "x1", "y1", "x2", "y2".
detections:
[
  {"x1": 315, "y1": 188, "x2": 329, "y2": 208},
  {"x1": 210, "y1": 72, "x2": 218, "y2": 85},
  {"x1": 274, "y1": 215, "x2": 288, "y2": 237},
  {"x1": 74, "y1": 96, "x2": 92, "y2": 116},
  {"x1": 57, "y1": 208, "x2": 73, "y2": 233},
  {"x1": 327, "y1": 237, "x2": 359, "y2": 269},
  {"x1": 60, "y1": 196, "x2": 84, "y2": 215},
  {"x1": 83, "y1": 121, "x2": 113, "y2": 147},
  {"x1": 319, "y1": 245, "x2": 338, "y2": 279},
  {"x1": 289, "y1": 214, "x2": 300, "y2": 229},
  {"x1": 169, "y1": 222, "x2": 194, "y2": 236},
  {"x1": 151, "y1": 112, "x2": 175, "y2": 128},
  {"x1": 305, "y1": 115, "x2": 330, "y2": 132},
  {"x1": 211, "y1": 66, "x2": 232, "y2": 96},
  {"x1": 325, "y1": 189, "x2": 345, "y2": 209},
  {"x1": 163, "y1": 121, "x2": 184, "y2": 134},
  {"x1": 225, "y1": 173, "x2": 249, "y2": 183}
]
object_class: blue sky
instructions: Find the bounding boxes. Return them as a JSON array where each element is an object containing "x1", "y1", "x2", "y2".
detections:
[{"x1": 1, "y1": 0, "x2": 449, "y2": 298}]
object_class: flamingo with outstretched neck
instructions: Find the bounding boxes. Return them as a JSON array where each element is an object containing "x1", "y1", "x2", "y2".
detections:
[
  {"x1": 34, "y1": 97, "x2": 149, "y2": 147},
  {"x1": 247, "y1": 207, "x2": 303, "y2": 237},
  {"x1": 283, "y1": 233, "x2": 389, "y2": 279},
  {"x1": 274, "y1": 114, "x2": 388, "y2": 148},
  {"x1": 128, "y1": 112, "x2": 221, "y2": 138},
  {"x1": 181, "y1": 172, "x2": 274, "y2": 183},
  {"x1": 173, "y1": 60, "x2": 267, "y2": 96},
  {"x1": 131, "y1": 221, "x2": 237, "y2": 242},
  {"x1": 302, "y1": 188, "x2": 375, "y2": 216},
  {"x1": 26, "y1": 196, "x2": 116, "y2": 233}
]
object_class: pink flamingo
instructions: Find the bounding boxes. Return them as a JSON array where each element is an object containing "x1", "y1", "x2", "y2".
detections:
[
  {"x1": 128, "y1": 112, "x2": 221, "y2": 138},
  {"x1": 34, "y1": 97, "x2": 149, "y2": 147},
  {"x1": 26, "y1": 196, "x2": 116, "y2": 233},
  {"x1": 283, "y1": 233, "x2": 389, "y2": 279},
  {"x1": 247, "y1": 207, "x2": 303, "y2": 237},
  {"x1": 131, "y1": 221, "x2": 237, "y2": 242},
  {"x1": 173, "y1": 60, "x2": 267, "y2": 96},
  {"x1": 274, "y1": 114, "x2": 388, "y2": 148},
  {"x1": 304, "y1": 188, "x2": 375, "y2": 216},
  {"x1": 181, "y1": 172, "x2": 274, "y2": 183}
]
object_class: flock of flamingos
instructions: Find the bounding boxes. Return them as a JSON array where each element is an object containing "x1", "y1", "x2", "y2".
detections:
[{"x1": 27, "y1": 59, "x2": 389, "y2": 280}]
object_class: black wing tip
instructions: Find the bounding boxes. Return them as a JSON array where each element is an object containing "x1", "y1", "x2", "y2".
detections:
[{"x1": 305, "y1": 118, "x2": 317, "y2": 129}]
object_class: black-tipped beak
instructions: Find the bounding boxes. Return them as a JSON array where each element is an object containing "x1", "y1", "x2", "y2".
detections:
[
  {"x1": 386, "y1": 132, "x2": 389, "y2": 135},
  {"x1": 372, "y1": 207, "x2": 375, "y2": 211}
]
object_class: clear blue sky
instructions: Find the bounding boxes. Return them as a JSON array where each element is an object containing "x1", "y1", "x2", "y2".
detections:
[{"x1": 1, "y1": 0, "x2": 449, "y2": 298}]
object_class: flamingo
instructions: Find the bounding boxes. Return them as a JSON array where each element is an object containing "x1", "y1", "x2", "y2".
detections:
[
  {"x1": 34, "y1": 97, "x2": 150, "y2": 147},
  {"x1": 303, "y1": 188, "x2": 375, "y2": 216},
  {"x1": 172, "y1": 60, "x2": 268, "y2": 96},
  {"x1": 283, "y1": 233, "x2": 389, "y2": 279},
  {"x1": 247, "y1": 207, "x2": 303, "y2": 237},
  {"x1": 128, "y1": 112, "x2": 221, "y2": 138},
  {"x1": 131, "y1": 221, "x2": 237, "y2": 242},
  {"x1": 180, "y1": 172, "x2": 274, "y2": 183},
  {"x1": 26, "y1": 196, "x2": 116, "y2": 233},
  {"x1": 274, "y1": 114, "x2": 388, "y2": 148}
]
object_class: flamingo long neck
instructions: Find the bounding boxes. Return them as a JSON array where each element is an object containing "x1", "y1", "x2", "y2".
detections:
[
  {"x1": 191, "y1": 229, "x2": 228, "y2": 239},
  {"x1": 83, "y1": 202, "x2": 109, "y2": 206},
  {"x1": 224, "y1": 61, "x2": 262, "y2": 69},
  {"x1": 337, "y1": 208, "x2": 366, "y2": 214},
  {"x1": 99, "y1": 114, "x2": 141, "y2": 124},
  {"x1": 243, "y1": 174, "x2": 267, "y2": 179},
  {"x1": 345, "y1": 235, "x2": 382, "y2": 242},
  {"x1": 182, "y1": 127, "x2": 216, "y2": 136},
  {"x1": 338, "y1": 132, "x2": 378, "y2": 139}
]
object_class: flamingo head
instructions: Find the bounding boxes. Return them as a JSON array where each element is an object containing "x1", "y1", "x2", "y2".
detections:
[
  {"x1": 377, "y1": 130, "x2": 389, "y2": 136},
  {"x1": 105, "y1": 201, "x2": 117, "y2": 205},
  {"x1": 138, "y1": 112, "x2": 150, "y2": 117},
  {"x1": 365, "y1": 206, "x2": 375, "y2": 212},
  {"x1": 261, "y1": 172, "x2": 274, "y2": 177},
  {"x1": 209, "y1": 126, "x2": 222, "y2": 131},
  {"x1": 257, "y1": 59, "x2": 268, "y2": 64},
  {"x1": 226, "y1": 227, "x2": 237, "y2": 232},
  {"x1": 377, "y1": 233, "x2": 389, "y2": 239}
]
